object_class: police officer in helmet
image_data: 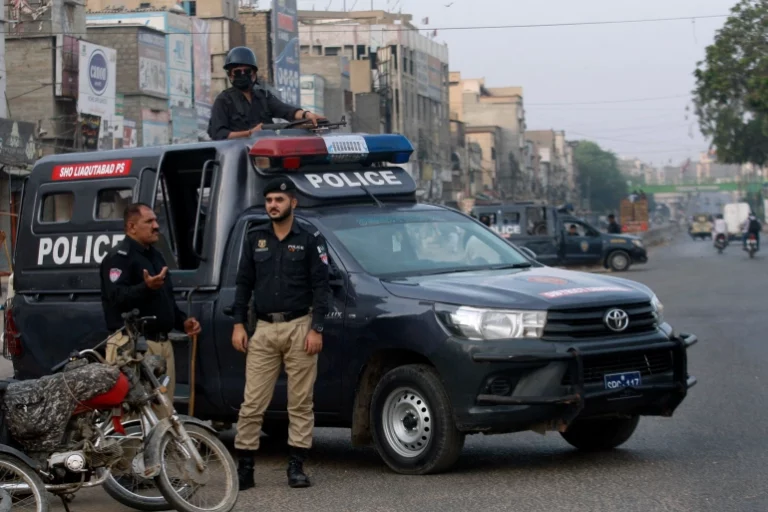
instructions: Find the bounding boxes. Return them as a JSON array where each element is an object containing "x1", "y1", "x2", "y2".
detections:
[{"x1": 207, "y1": 46, "x2": 325, "y2": 141}]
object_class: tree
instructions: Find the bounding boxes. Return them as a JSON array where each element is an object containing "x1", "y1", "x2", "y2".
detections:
[
  {"x1": 692, "y1": 0, "x2": 768, "y2": 166},
  {"x1": 573, "y1": 141, "x2": 627, "y2": 212}
]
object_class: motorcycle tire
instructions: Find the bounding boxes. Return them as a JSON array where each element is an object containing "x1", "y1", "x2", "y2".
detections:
[
  {"x1": 101, "y1": 422, "x2": 172, "y2": 511},
  {"x1": 0, "y1": 454, "x2": 50, "y2": 512},
  {"x1": 154, "y1": 425, "x2": 239, "y2": 512}
]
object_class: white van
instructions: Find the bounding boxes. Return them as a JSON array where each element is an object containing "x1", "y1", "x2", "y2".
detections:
[{"x1": 723, "y1": 202, "x2": 750, "y2": 238}]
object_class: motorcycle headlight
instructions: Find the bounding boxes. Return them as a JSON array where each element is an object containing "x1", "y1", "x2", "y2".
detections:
[
  {"x1": 435, "y1": 304, "x2": 547, "y2": 340},
  {"x1": 651, "y1": 294, "x2": 664, "y2": 324}
]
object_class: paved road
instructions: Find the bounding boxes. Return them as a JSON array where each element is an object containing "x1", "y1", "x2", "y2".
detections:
[{"x1": 5, "y1": 234, "x2": 768, "y2": 511}]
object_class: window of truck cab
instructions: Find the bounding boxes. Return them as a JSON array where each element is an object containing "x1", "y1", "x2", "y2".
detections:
[{"x1": 319, "y1": 209, "x2": 531, "y2": 278}]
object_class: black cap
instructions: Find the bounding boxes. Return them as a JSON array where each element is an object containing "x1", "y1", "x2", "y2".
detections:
[{"x1": 263, "y1": 177, "x2": 296, "y2": 196}]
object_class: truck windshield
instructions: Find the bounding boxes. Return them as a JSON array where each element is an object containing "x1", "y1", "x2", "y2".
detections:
[{"x1": 321, "y1": 210, "x2": 532, "y2": 277}]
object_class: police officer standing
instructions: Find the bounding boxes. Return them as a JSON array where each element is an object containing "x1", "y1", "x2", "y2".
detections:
[
  {"x1": 207, "y1": 46, "x2": 325, "y2": 141},
  {"x1": 231, "y1": 177, "x2": 329, "y2": 490},
  {"x1": 99, "y1": 202, "x2": 201, "y2": 403}
]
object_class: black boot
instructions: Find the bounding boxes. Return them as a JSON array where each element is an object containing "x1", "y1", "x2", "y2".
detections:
[
  {"x1": 237, "y1": 450, "x2": 256, "y2": 491},
  {"x1": 287, "y1": 447, "x2": 311, "y2": 488}
]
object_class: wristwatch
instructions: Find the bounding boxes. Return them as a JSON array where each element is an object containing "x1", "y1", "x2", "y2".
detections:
[{"x1": 312, "y1": 324, "x2": 324, "y2": 333}]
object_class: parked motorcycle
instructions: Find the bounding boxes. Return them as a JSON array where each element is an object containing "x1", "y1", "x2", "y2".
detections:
[
  {"x1": 746, "y1": 234, "x2": 759, "y2": 258},
  {"x1": 715, "y1": 233, "x2": 728, "y2": 254},
  {"x1": 0, "y1": 310, "x2": 239, "y2": 512}
]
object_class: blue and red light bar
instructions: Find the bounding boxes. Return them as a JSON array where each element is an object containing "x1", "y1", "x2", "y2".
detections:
[{"x1": 249, "y1": 134, "x2": 414, "y2": 170}]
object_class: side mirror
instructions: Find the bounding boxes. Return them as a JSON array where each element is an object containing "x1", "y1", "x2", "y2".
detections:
[{"x1": 520, "y1": 247, "x2": 538, "y2": 261}]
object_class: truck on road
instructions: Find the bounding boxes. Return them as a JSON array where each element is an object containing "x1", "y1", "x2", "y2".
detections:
[{"x1": 3, "y1": 129, "x2": 697, "y2": 475}]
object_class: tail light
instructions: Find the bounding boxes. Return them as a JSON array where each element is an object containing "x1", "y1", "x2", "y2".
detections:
[{"x1": 3, "y1": 303, "x2": 22, "y2": 359}]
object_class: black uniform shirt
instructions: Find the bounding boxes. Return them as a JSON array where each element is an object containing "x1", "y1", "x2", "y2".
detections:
[
  {"x1": 99, "y1": 236, "x2": 187, "y2": 335},
  {"x1": 607, "y1": 222, "x2": 622, "y2": 234},
  {"x1": 233, "y1": 221, "x2": 330, "y2": 329},
  {"x1": 207, "y1": 86, "x2": 302, "y2": 141}
]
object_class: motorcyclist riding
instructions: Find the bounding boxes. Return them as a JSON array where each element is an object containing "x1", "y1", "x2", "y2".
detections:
[
  {"x1": 740, "y1": 212, "x2": 762, "y2": 251},
  {"x1": 712, "y1": 213, "x2": 728, "y2": 244}
]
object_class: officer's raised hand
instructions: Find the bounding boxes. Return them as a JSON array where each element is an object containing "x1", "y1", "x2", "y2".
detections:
[
  {"x1": 143, "y1": 267, "x2": 168, "y2": 290},
  {"x1": 305, "y1": 329, "x2": 322, "y2": 355},
  {"x1": 232, "y1": 323, "x2": 248, "y2": 353}
]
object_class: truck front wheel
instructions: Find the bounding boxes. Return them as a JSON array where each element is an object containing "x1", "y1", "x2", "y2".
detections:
[
  {"x1": 607, "y1": 250, "x2": 631, "y2": 271},
  {"x1": 370, "y1": 364, "x2": 465, "y2": 475},
  {"x1": 560, "y1": 415, "x2": 640, "y2": 451}
]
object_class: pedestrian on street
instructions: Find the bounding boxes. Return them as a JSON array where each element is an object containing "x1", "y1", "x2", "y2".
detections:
[
  {"x1": 207, "y1": 46, "x2": 325, "y2": 141},
  {"x1": 99, "y1": 202, "x2": 201, "y2": 404},
  {"x1": 231, "y1": 177, "x2": 330, "y2": 490},
  {"x1": 607, "y1": 214, "x2": 622, "y2": 234}
]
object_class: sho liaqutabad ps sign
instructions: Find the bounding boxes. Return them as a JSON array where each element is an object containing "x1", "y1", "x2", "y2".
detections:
[{"x1": 272, "y1": 0, "x2": 300, "y2": 107}]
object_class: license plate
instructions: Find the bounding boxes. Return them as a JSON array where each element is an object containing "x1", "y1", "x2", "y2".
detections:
[{"x1": 604, "y1": 371, "x2": 642, "y2": 390}]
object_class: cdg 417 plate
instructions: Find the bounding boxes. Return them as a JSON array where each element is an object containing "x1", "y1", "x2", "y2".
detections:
[{"x1": 604, "y1": 371, "x2": 642, "y2": 390}]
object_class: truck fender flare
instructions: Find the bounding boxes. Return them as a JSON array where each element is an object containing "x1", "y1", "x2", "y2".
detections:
[
  {"x1": 0, "y1": 443, "x2": 43, "y2": 473},
  {"x1": 142, "y1": 415, "x2": 218, "y2": 478}
]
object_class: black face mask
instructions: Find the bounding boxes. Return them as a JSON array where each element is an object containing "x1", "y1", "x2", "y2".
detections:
[{"x1": 232, "y1": 72, "x2": 253, "y2": 91}]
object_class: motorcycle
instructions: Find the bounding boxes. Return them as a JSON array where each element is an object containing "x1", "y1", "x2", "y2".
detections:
[
  {"x1": 714, "y1": 233, "x2": 728, "y2": 254},
  {"x1": 746, "y1": 234, "x2": 759, "y2": 258},
  {"x1": 0, "y1": 310, "x2": 239, "y2": 512}
]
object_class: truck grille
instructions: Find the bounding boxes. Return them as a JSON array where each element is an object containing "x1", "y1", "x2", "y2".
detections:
[
  {"x1": 561, "y1": 348, "x2": 674, "y2": 385},
  {"x1": 543, "y1": 301, "x2": 657, "y2": 341}
]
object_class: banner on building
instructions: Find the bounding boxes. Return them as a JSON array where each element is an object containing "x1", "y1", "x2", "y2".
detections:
[
  {"x1": 81, "y1": 114, "x2": 102, "y2": 151},
  {"x1": 55, "y1": 35, "x2": 79, "y2": 99},
  {"x1": 171, "y1": 106, "x2": 198, "y2": 144},
  {"x1": 0, "y1": 118, "x2": 37, "y2": 166},
  {"x1": 138, "y1": 31, "x2": 168, "y2": 97},
  {"x1": 141, "y1": 109, "x2": 169, "y2": 147},
  {"x1": 272, "y1": 0, "x2": 300, "y2": 106},
  {"x1": 192, "y1": 18, "x2": 213, "y2": 134},
  {"x1": 123, "y1": 120, "x2": 137, "y2": 148},
  {"x1": 78, "y1": 41, "x2": 116, "y2": 125},
  {"x1": 167, "y1": 14, "x2": 193, "y2": 108}
]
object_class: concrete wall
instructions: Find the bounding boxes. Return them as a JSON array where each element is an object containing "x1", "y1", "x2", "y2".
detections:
[
  {"x1": 351, "y1": 92, "x2": 382, "y2": 134},
  {"x1": 237, "y1": 10, "x2": 272, "y2": 88},
  {"x1": 208, "y1": 17, "x2": 246, "y2": 96},
  {"x1": 6, "y1": 38, "x2": 58, "y2": 137},
  {"x1": 299, "y1": 55, "x2": 351, "y2": 130}
]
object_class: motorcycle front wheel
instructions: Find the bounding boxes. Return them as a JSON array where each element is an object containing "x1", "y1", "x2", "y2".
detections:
[
  {"x1": 154, "y1": 425, "x2": 238, "y2": 512},
  {"x1": 0, "y1": 454, "x2": 49, "y2": 512}
]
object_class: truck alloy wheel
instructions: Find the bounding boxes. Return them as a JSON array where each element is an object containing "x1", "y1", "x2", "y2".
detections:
[
  {"x1": 370, "y1": 364, "x2": 465, "y2": 475},
  {"x1": 608, "y1": 251, "x2": 631, "y2": 272},
  {"x1": 560, "y1": 415, "x2": 640, "y2": 451}
]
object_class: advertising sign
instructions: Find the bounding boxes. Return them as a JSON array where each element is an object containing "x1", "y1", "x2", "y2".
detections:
[
  {"x1": 192, "y1": 18, "x2": 213, "y2": 132},
  {"x1": 0, "y1": 118, "x2": 37, "y2": 166},
  {"x1": 123, "y1": 120, "x2": 137, "y2": 148},
  {"x1": 167, "y1": 14, "x2": 193, "y2": 108},
  {"x1": 171, "y1": 106, "x2": 198, "y2": 144},
  {"x1": 77, "y1": 41, "x2": 116, "y2": 122},
  {"x1": 138, "y1": 31, "x2": 167, "y2": 97},
  {"x1": 272, "y1": 0, "x2": 300, "y2": 106},
  {"x1": 141, "y1": 109, "x2": 169, "y2": 147}
]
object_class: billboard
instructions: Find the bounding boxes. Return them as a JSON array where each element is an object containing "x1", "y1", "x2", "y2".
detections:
[
  {"x1": 0, "y1": 118, "x2": 37, "y2": 166},
  {"x1": 167, "y1": 14, "x2": 193, "y2": 108},
  {"x1": 141, "y1": 109, "x2": 169, "y2": 147},
  {"x1": 138, "y1": 31, "x2": 167, "y2": 97},
  {"x1": 272, "y1": 0, "x2": 300, "y2": 107},
  {"x1": 77, "y1": 41, "x2": 116, "y2": 122},
  {"x1": 171, "y1": 106, "x2": 198, "y2": 144},
  {"x1": 192, "y1": 18, "x2": 213, "y2": 134}
]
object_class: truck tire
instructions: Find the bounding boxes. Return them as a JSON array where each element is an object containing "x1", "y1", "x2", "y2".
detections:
[
  {"x1": 607, "y1": 250, "x2": 631, "y2": 272},
  {"x1": 560, "y1": 415, "x2": 640, "y2": 451},
  {"x1": 370, "y1": 364, "x2": 465, "y2": 475}
]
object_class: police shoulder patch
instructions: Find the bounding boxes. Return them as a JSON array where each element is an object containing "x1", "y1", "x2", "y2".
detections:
[{"x1": 109, "y1": 268, "x2": 122, "y2": 282}]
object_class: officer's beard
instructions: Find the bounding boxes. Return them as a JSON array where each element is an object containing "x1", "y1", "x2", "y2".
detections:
[{"x1": 269, "y1": 205, "x2": 293, "y2": 223}]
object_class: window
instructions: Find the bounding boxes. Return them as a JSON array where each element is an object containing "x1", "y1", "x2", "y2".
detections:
[
  {"x1": 526, "y1": 207, "x2": 548, "y2": 235},
  {"x1": 565, "y1": 221, "x2": 599, "y2": 237},
  {"x1": 321, "y1": 210, "x2": 530, "y2": 277},
  {"x1": 96, "y1": 188, "x2": 134, "y2": 220},
  {"x1": 40, "y1": 192, "x2": 74, "y2": 223},
  {"x1": 324, "y1": 47, "x2": 340, "y2": 56}
]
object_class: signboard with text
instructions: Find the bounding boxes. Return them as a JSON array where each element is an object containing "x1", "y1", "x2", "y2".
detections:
[
  {"x1": 77, "y1": 41, "x2": 116, "y2": 123},
  {"x1": 272, "y1": 0, "x2": 300, "y2": 107}
]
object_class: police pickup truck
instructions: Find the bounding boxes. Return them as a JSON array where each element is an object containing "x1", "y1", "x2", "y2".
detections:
[
  {"x1": 3, "y1": 127, "x2": 697, "y2": 475},
  {"x1": 471, "y1": 202, "x2": 649, "y2": 272}
]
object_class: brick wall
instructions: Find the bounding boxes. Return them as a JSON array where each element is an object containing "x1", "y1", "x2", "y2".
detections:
[{"x1": 237, "y1": 10, "x2": 273, "y2": 86}]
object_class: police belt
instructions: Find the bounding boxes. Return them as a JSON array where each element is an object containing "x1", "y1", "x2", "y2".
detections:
[{"x1": 256, "y1": 308, "x2": 309, "y2": 323}]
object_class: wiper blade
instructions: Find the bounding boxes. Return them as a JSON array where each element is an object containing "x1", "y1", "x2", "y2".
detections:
[{"x1": 490, "y1": 263, "x2": 532, "y2": 269}]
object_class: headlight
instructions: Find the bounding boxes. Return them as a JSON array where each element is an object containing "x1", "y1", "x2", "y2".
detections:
[
  {"x1": 651, "y1": 294, "x2": 664, "y2": 323},
  {"x1": 435, "y1": 304, "x2": 547, "y2": 340},
  {"x1": 632, "y1": 239, "x2": 644, "y2": 248}
]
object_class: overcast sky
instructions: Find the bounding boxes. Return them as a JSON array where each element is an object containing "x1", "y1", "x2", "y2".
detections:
[{"x1": 296, "y1": 0, "x2": 739, "y2": 168}]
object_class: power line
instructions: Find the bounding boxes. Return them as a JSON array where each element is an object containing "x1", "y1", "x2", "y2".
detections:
[
  {"x1": 526, "y1": 94, "x2": 691, "y2": 106},
  {"x1": 4, "y1": 12, "x2": 730, "y2": 37}
]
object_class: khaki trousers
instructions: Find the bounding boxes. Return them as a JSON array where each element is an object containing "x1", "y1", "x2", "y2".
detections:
[
  {"x1": 235, "y1": 314, "x2": 318, "y2": 451},
  {"x1": 105, "y1": 331, "x2": 176, "y2": 403}
]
